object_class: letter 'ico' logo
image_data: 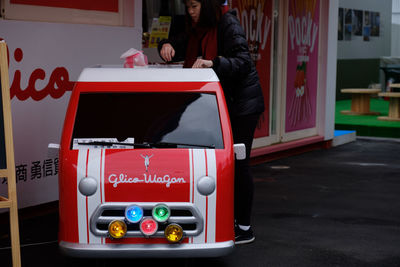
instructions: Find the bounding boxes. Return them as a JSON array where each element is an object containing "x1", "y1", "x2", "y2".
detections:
[
  {"x1": 0, "y1": 41, "x2": 74, "y2": 101},
  {"x1": 140, "y1": 154, "x2": 153, "y2": 172}
]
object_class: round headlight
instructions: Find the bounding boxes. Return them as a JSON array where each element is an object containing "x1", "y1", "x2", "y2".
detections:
[
  {"x1": 140, "y1": 217, "x2": 158, "y2": 236},
  {"x1": 152, "y1": 204, "x2": 170, "y2": 223},
  {"x1": 108, "y1": 220, "x2": 127, "y2": 239},
  {"x1": 78, "y1": 177, "x2": 97, "y2": 196},
  {"x1": 164, "y1": 224, "x2": 183, "y2": 243},
  {"x1": 125, "y1": 205, "x2": 143, "y2": 223},
  {"x1": 197, "y1": 176, "x2": 216, "y2": 196}
]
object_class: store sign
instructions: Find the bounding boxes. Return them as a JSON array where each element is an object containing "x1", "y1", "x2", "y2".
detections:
[
  {"x1": 0, "y1": 20, "x2": 141, "y2": 208},
  {"x1": 285, "y1": 0, "x2": 320, "y2": 132},
  {"x1": 10, "y1": 48, "x2": 74, "y2": 101},
  {"x1": 231, "y1": 0, "x2": 273, "y2": 138},
  {"x1": 10, "y1": 0, "x2": 119, "y2": 12}
]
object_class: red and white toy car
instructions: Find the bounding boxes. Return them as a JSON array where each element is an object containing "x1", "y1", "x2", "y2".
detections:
[{"x1": 57, "y1": 67, "x2": 245, "y2": 258}]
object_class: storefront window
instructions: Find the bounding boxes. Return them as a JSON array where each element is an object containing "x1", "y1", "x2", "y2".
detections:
[{"x1": 142, "y1": 0, "x2": 186, "y2": 48}]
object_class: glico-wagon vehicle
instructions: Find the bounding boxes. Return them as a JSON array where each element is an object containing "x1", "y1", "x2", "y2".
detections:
[{"x1": 57, "y1": 67, "x2": 245, "y2": 258}]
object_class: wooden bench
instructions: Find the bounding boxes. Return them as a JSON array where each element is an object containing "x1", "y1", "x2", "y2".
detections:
[
  {"x1": 377, "y1": 92, "x2": 400, "y2": 121},
  {"x1": 389, "y1": 83, "x2": 400, "y2": 91},
  {"x1": 340, "y1": 88, "x2": 381, "y2": 115}
]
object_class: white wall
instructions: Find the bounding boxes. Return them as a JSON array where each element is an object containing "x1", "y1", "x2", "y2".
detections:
[
  {"x1": 338, "y1": 0, "x2": 392, "y2": 59},
  {"x1": 0, "y1": 20, "x2": 142, "y2": 209},
  {"x1": 0, "y1": 1, "x2": 143, "y2": 210},
  {"x1": 323, "y1": 0, "x2": 339, "y2": 141},
  {"x1": 392, "y1": 0, "x2": 400, "y2": 56}
]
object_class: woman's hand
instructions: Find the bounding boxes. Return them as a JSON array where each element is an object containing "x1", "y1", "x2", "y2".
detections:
[
  {"x1": 192, "y1": 59, "x2": 213, "y2": 68},
  {"x1": 160, "y1": 43, "x2": 175, "y2": 62}
]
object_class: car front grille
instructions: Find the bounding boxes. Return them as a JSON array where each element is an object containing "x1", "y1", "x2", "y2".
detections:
[{"x1": 90, "y1": 202, "x2": 203, "y2": 238}]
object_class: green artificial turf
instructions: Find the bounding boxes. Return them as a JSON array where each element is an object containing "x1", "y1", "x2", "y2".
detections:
[{"x1": 335, "y1": 98, "x2": 400, "y2": 138}]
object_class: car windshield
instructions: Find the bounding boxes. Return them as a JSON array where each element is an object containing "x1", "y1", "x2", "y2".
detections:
[{"x1": 71, "y1": 92, "x2": 224, "y2": 149}]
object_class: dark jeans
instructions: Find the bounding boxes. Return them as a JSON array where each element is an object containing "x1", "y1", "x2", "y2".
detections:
[{"x1": 231, "y1": 113, "x2": 261, "y2": 226}]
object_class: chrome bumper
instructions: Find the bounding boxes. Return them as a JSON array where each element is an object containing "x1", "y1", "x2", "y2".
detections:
[{"x1": 59, "y1": 240, "x2": 234, "y2": 258}]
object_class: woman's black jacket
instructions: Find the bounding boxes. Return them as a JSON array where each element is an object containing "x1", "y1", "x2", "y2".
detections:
[{"x1": 158, "y1": 10, "x2": 265, "y2": 118}]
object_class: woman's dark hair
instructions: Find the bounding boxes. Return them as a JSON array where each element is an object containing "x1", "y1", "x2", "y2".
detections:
[{"x1": 184, "y1": 0, "x2": 222, "y2": 29}]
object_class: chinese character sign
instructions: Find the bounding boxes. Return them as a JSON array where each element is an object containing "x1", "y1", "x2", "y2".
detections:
[
  {"x1": 285, "y1": 0, "x2": 319, "y2": 132},
  {"x1": 1, "y1": 157, "x2": 58, "y2": 185},
  {"x1": 231, "y1": 0, "x2": 273, "y2": 138}
]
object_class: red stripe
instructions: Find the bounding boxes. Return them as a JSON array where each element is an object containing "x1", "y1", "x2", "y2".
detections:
[
  {"x1": 100, "y1": 149, "x2": 104, "y2": 244},
  {"x1": 85, "y1": 150, "x2": 89, "y2": 177},
  {"x1": 86, "y1": 197, "x2": 89, "y2": 243},
  {"x1": 204, "y1": 150, "x2": 208, "y2": 176},
  {"x1": 191, "y1": 149, "x2": 195, "y2": 204},
  {"x1": 100, "y1": 149, "x2": 103, "y2": 204},
  {"x1": 191, "y1": 149, "x2": 194, "y2": 244},
  {"x1": 10, "y1": 0, "x2": 119, "y2": 12}
]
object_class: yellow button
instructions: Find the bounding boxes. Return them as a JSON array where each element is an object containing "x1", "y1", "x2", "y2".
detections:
[
  {"x1": 108, "y1": 220, "x2": 127, "y2": 239},
  {"x1": 164, "y1": 224, "x2": 183, "y2": 243}
]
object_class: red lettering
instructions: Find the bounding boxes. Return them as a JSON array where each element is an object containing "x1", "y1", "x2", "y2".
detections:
[
  {"x1": 8, "y1": 47, "x2": 74, "y2": 101},
  {"x1": 10, "y1": 70, "x2": 26, "y2": 100},
  {"x1": 48, "y1": 67, "x2": 74, "y2": 99},
  {"x1": 29, "y1": 69, "x2": 47, "y2": 101}
]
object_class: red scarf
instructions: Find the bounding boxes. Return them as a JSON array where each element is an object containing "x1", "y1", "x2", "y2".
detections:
[
  {"x1": 183, "y1": 26, "x2": 218, "y2": 68},
  {"x1": 183, "y1": 5, "x2": 229, "y2": 68},
  {"x1": 221, "y1": 5, "x2": 229, "y2": 14},
  {"x1": 183, "y1": 7, "x2": 228, "y2": 68}
]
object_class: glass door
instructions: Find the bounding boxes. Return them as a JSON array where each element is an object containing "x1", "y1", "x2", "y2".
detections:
[
  {"x1": 280, "y1": 0, "x2": 321, "y2": 142},
  {"x1": 230, "y1": 0, "x2": 280, "y2": 148}
]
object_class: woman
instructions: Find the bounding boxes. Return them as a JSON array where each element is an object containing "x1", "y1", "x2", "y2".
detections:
[{"x1": 158, "y1": 0, "x2": 264, "y2": 245}]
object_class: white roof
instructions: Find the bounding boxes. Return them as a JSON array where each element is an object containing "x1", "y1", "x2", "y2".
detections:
[{"x1": 78, "y1": 67, "x2": 220, "y2": 82}]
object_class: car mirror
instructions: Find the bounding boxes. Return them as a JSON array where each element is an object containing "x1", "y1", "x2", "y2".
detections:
[{"x1": 234, "y1": 143, "x2": 246, "y2": 160}]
